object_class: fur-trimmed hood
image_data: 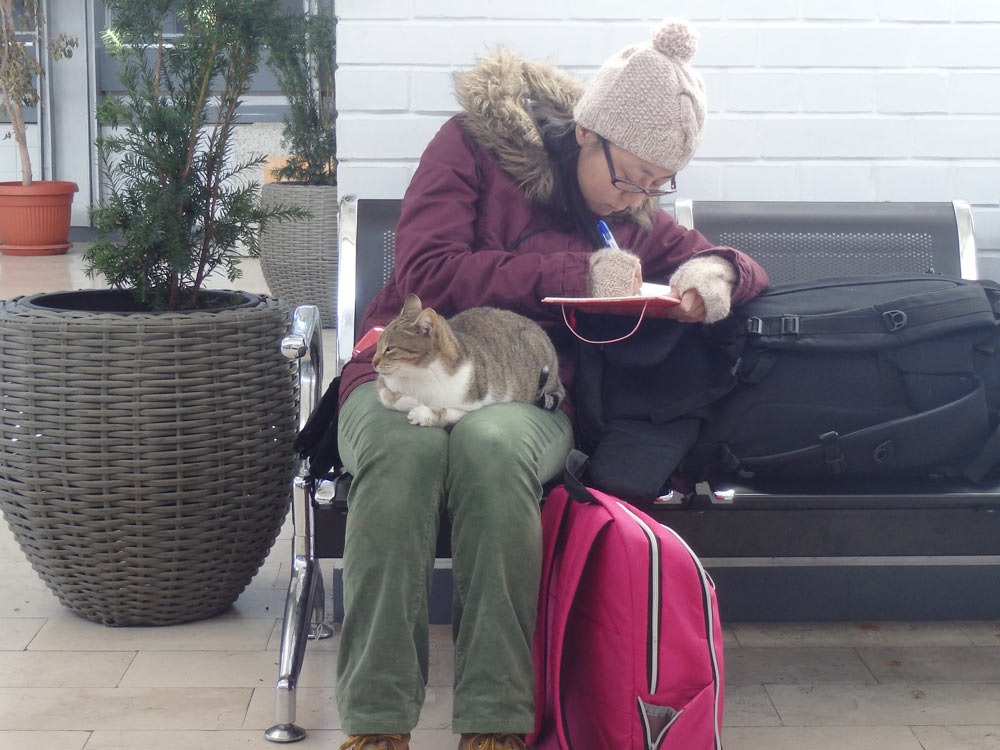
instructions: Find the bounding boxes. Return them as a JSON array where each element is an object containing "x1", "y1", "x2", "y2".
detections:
[
  {"x1": 453, "y1": 48, "x2": 656, "y2": 227},
  {"x1": 454, "y1": 48, "x2": 582, "y2": 203}
]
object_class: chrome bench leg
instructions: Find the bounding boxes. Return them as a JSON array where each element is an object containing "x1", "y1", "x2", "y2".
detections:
[
  {"x1": 269, "y1": 304, "x2": 329, "y2": 742},
  {"x1": 265, "y1": 553, "x2": 320, "y2": 743},
  {"x1": 309, "y1": 562, "x2": 334, "y2": 640}
]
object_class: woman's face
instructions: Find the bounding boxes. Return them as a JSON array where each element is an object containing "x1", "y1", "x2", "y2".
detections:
[{"x1": 575, "y1": 125, "x2": 677, "y2": 218}]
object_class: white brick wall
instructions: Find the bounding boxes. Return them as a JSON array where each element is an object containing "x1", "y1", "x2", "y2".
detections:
[
  {"x1": 0, "y1": 124, "x2": 42, "y2": 184},
  {"x1": 336, "y1": 0, "x2": 1000, "y2": 254}
]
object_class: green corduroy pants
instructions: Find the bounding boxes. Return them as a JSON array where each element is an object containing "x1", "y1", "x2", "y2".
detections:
[{"x1": 336, "y1": 382, "x2": 574, "y2": 735}]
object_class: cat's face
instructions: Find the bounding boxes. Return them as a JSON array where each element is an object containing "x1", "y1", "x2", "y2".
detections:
[{"x1": 372, "y1": 294, "x2": 440, "y2": 373}]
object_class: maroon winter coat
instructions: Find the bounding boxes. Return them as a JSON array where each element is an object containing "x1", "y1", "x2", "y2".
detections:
[{"x1": 340, "y1": 53, "x2": 769, "y2": 413}]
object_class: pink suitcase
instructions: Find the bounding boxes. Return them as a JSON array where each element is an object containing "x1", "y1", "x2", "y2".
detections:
[{"x1": 529, "y1": 453, "x2": 725, "y2": 750}]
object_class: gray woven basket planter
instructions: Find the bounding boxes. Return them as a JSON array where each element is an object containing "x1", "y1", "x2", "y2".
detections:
[
  {"x1": 0, "y1": 291, "x2": 297, "y2": 626},
  {"x1": 260, "y1": 183, "x2": 338, "y2": 328}
]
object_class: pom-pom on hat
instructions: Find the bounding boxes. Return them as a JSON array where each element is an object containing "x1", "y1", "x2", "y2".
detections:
[{"x1": 574, "y1": 18, "x2": 707, "y2": 171}]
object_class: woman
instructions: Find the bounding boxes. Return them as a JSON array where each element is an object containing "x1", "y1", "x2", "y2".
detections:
[{"x1": 336, "y1": 18, "x2": 768, "y2": 750}]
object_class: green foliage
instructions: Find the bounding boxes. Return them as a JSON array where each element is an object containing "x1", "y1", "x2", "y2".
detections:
[
  {"x1": 87, "y1": 0, "x2": 302, "y2": 311},
  {"x1": 265, "y1": 2, "x2": 336, "y2": 185},
  {"x1": 0, "y1": 0, "x2": 78, "y2": 185}
]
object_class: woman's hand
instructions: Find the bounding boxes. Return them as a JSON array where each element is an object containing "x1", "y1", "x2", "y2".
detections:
[
  {"x1": 665, "y1": 288, "x2": 706, "y2": 323},
  {"x1": 667, "y1": 254, "x2": 737, "y2": 323},
  {"x1": 588, "y1": 248, "x2": 643, "y2": 297}
]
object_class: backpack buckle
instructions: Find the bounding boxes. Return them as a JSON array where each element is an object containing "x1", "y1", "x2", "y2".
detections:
[
  {"x1": 882, "y1": 309, "x2": 908, "y2": 332},
  {"x1": 746, "y1": 317, "x2": 762, "y2": 335},
  {"x1": 780, "y1": 315, "x2": 800, "y2": 334}
]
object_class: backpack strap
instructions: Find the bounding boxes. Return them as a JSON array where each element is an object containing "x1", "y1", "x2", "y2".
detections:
[
  {"x1": 737, "y1": 381, "x2": 993, "y2": 477},
  {"x1": 531, "y1": 455, "x2": 614, "y2": 748},
  {"x1": 563, "y1": 449, "x2": 601, "y2": 504},
  {"x1": 744, "y1": 284, "x2": 997, "y2": 350}
]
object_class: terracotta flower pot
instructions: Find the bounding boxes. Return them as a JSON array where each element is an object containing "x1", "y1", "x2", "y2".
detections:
[{"x1": 0, "y1": 180, "x2": 79, "y2": 256}]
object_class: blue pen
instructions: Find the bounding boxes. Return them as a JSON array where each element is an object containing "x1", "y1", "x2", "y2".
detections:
[{"x1": 597, "y1": 219, "x2": 620, "y2": 250}]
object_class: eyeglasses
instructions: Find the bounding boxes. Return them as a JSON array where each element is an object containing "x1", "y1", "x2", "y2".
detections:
[{"x1": 600, "y1": 137, "x2": 677, "y2": 196}]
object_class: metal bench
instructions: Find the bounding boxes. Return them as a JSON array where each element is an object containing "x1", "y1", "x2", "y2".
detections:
[{"x1": 266, "y1": 195, "x2": 1000, "y2": 742}]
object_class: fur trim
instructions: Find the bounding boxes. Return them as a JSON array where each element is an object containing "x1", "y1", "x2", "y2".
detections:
[{"x1": 454, "y1": 49, "x2": 583, "y2": 202}]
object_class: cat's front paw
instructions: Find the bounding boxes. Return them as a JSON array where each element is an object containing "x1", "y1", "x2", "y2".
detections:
[
  {"x1": 376, "y1": 378, "x2": 421, "y2": 412},
  {"x1": 539, "y1": 392, "x2": 563, "y2": 411},
  {"x1": 407, "y1": 404, "x2": 443, "y2": 427}
]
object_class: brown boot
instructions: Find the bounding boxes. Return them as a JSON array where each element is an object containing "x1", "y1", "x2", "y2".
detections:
[
  {"x1": 459, "y1": 734, "x2": 529, "y2": 750},
  {"x1": 340, "y1": 733, "x2": 411, "y2": 750}
]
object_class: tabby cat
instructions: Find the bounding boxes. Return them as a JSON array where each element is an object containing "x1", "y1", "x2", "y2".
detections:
[{"x1": 372, "y1": 294, "x2": 565, "y2": 427}]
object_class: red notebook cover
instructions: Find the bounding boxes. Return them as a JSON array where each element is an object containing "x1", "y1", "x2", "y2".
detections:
[{"x1": 541, "y1": 294, "x2": 681, "y2": 318}]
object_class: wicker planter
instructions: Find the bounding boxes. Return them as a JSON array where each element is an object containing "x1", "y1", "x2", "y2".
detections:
[
  {"x1": 260, "y1": 183, "x2": 338, "y2": 328},
  {"x1": 0, "y1": 290, "x2": 297, "y2": 626}
]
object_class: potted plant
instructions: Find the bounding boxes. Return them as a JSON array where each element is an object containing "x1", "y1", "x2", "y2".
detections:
[
  {"x1": 259, "y1": 1, "x2": 339, "y2": 327},
  {"x1": 0, "y1": 0, "x2": 79, "y2": 255},
  {"x1": 0, "y1": 0, "x2": 301, "y2": 626}
]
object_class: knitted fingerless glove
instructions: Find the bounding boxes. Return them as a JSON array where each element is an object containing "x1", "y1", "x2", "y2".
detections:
[
  {"x1": 588, "y1": 248, "x2": 641, "y2": 297},
  {"x1": 668, "y1": 254, "x2": 737, "y2": 323}
]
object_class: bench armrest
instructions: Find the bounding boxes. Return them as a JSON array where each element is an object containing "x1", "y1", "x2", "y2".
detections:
[{"x1": 281, "y1": 304, "x2": 324, "y2": 435}]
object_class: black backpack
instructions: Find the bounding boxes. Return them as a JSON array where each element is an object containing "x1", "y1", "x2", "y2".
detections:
[{"x1": 574, "y1": 273, "x2": 1000, "y2": 499}]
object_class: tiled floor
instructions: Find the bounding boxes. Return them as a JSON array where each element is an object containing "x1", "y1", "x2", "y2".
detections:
[{"x1": 2, "y1": 247, "x2": 1000, "y2": 750}]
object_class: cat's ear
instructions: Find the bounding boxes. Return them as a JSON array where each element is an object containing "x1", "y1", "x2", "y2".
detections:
[
  {"x1": 401, "y1": 294, "x2": 423, "y2": 319},
  {"x1": 415, "y1": 307, "x2": 437, "y2": 334}
]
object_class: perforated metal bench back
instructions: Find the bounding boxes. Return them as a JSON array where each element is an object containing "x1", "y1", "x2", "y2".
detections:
[
  {"x1": 684, "y1": 201, "x2": 964, "y2": 284},
  {"x1": 353, "y1": 199, "x2": 401, "y2": 339}
]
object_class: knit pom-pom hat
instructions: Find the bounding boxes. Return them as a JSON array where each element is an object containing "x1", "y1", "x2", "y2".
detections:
[{"x1": 573, "y1": 18, "x2": 707, "y2": 171}]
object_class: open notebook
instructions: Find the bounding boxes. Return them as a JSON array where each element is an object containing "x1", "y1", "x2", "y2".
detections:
[{"x1": 542, "y1": 282, "x2": 681, "y2": 318}]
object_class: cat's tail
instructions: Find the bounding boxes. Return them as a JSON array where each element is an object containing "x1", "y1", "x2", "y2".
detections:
[{"x1": 535, "y1": 366, "x2": 566, "y2": 411}]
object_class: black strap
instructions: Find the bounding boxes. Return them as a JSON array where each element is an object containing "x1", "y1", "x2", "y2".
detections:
[
  {"x1": 296, "y1": 375, "x2": 343, "y2": 478},
  {"x1": 563, "y1": 449, "x2": 601, "y2": 505},
  {"x1": 739, "y1": 383, "x2": 992, "y2": 476},
  {"x1": 745, "y1": 285, "x2": 996, "y2": 343}
]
